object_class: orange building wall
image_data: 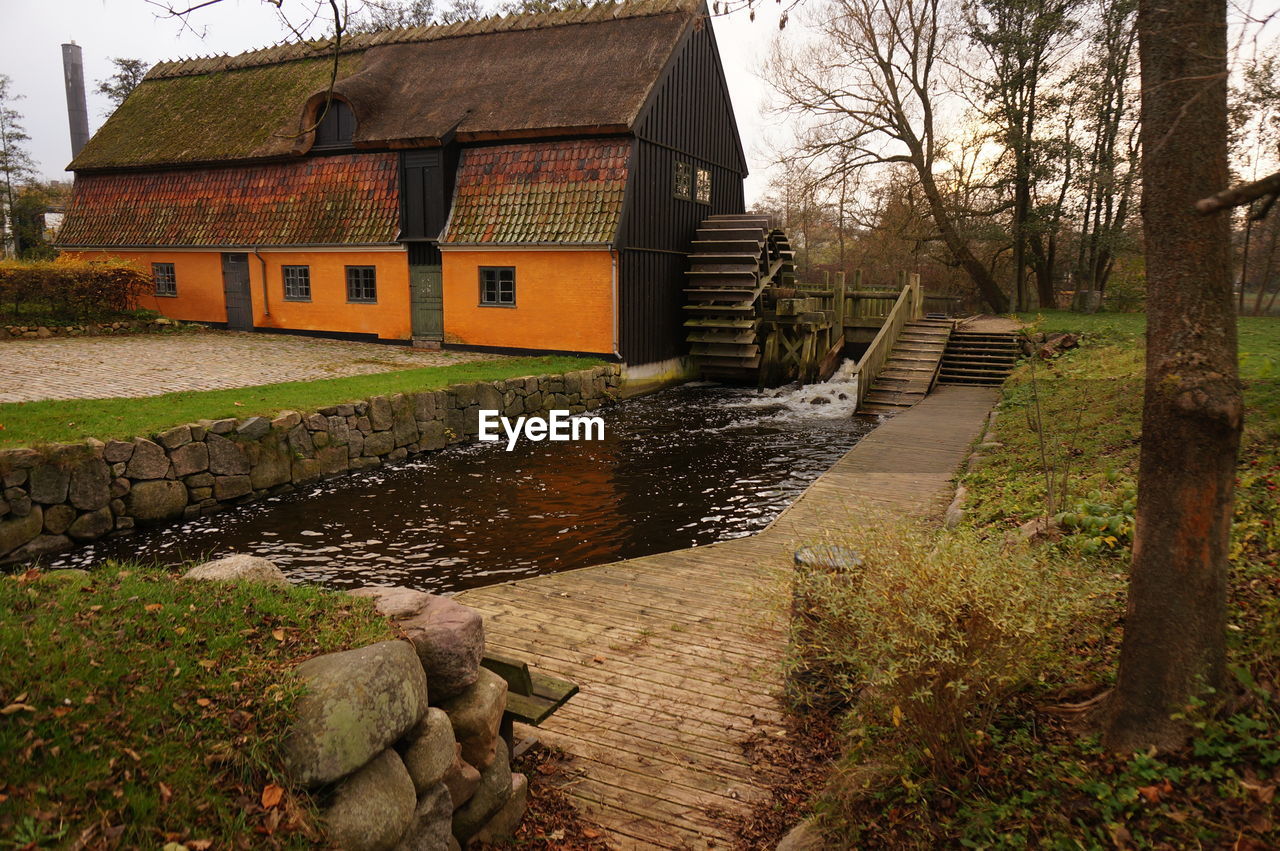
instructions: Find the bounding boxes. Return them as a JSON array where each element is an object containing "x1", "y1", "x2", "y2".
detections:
[
  {"x1": 441, "y1": 249, "x2": 615, "y2": 355},
  {"x1": 63, "y1": 249, "x2": 412, "y2": 341}
]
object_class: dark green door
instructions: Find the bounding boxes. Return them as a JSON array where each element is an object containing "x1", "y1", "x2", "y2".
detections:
[
  {"x1": 221, "y1": 253, "x2": 253, "y2": 331},
  {"x1": 408, "y1": 242, "x2": 443, "y2": 343}
]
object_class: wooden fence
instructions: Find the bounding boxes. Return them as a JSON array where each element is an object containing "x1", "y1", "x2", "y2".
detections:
[{"x1": 851, "y1": 273, "x2": 923, "y2": 410}]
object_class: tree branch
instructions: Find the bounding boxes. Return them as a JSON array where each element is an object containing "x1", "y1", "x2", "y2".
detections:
[{"x1": 1195, "y1": 169, "x2": 1280, "y2": 219}]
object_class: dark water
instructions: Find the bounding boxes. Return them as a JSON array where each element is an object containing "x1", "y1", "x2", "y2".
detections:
[{"x1": 53, "y1": 367, "x2": 875, "y2": 593}]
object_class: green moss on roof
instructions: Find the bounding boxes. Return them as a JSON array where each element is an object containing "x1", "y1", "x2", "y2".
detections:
[{"x1": 71, "y1": 54, "x2": 364, "y2": 171}]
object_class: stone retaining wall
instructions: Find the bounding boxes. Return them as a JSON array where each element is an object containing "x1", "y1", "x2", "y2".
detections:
[
  {"x1": 0, "y1": 365, "x2": 621, "y2": 563},
  {"x1": 0, "y1": 317, "x2": 191, "y2": 340}
]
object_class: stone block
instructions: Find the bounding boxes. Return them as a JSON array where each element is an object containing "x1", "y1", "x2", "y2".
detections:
[
  {"x1": 170, "y1": 442, "x2": 209, "y2": 478},
  {"x1": 43, "y1": 504, "x2": 76, "y2": 535},
  {"x1": 28, "y1": 464, "x2": 70, "y2": 505},
  {"x1": 156, "y1": 425, "x2": 192, "y2": 449},
  {"x1": 206, "y1": 434, "x2": 250, "y2": 476},
  {"x1": 248, "y1": 439, "x2": 292, "y2": 490},
  {"x1": 412, "y1": 391, "x2": 439, "y2": 423},
  {"x1": 474, "y1": 383, "x2": 502, "y2": 412},
  {"x1": 472, "y1": 772, "x2": 528, "y2": 844},
  {"x1": 395, "y1": 783, "x2": 452, "y2": 851},
  {"x1": 236, "y1": 416, "x2": 271, "y2": 440},
  {"x1": 399, "y1": 708, "x2": 457, "y2": 795},
  {"x1": 392, "y1": 394, "x2": 419, "y2": 447},
  {"x1": 288, "y1": 424, "x2": 315, "y2": 455},
  {"x1": 1, "y1": 468, "x2": 26, "y2": 488},
  {"x1": 283, "y1": 640, "x2": 428, "y2": 787},
  {"x1": 68, "y1": 507, "x2": 114, "y2": 542},
  {"x1": 102, "y1": 440, "x2": 134, "y2": 463},
  {"x1": 0, "y1": 507, "x2": 43, "y2": 556},
  {"x1": 208, "y1": 418, "x2": 236, "y2": 435},
  {"x1": 441, "y1": 745, "x2": 481, "y2": 811},
  {"x1": 126, "y1": 438, "x2": 170, "y2": 480},
  {"x1": 13, "y1": 534, "x2": 71, "y2": 561},
  {"x1": 327, "y1": 416, "x2": 350, "y2": 446},
  {"x1": 440, "y1": 669, "x2": 507, "y2": 771},
  {"x1": 271, "y1": 411, "x2": 302, "y2": 431},
  {"x1": 369, "y1": 395, "x2": 395, "y2": 431},
  {"x1": 305, "y1": 413, "x2": 328, "y2": 431},
  {"x1": 185, "y1": 472, "x2": 214, "y2": 488},
  {"x1": 348, "y1": 432, "x2": 365, "y2": 457},
  {"x1": 213, "y1": 475, "x2": 252, "y2": 501},
  {"x1": 324, "y1": 749, "x2": 417, "y2": 851},
  {"x1": 67, "y1": 459, "x2": 111, "y2": 511},
  {"x1": 364, "y1": 431, "x2": 395, "y2": 457},
  {"x1": 451, "y1": 384, "x2": 477, "y2": 409},
  {"x1": 451, "y1": 738, "x2": 512, "y2": 843},
  {"x1": 318, "y1": 445, "x2": 349, "y2": 476},
  {"x1": 126, "y1": 480, "x2": 188, "y2": 522},
  {"x1": 292, "y1": 457, "x2": 322, "y2": 484}
]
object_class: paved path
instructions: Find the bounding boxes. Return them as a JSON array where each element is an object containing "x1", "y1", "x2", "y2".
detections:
[
  {"x1": 458, "y1": 385, "x2": 999, "y2": 849},
  {"x1": 0, "y1": 332, "x2": 500, "y2": 403}
]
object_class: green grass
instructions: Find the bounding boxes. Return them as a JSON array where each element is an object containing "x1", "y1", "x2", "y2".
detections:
[
  {"x1": 0, "y1": 355, "x2": 603, "y2": 449},
  {"x1": 0, "y1": 564, "x2": 394, "y2": 848},
  {"x1": 807, "y1": 311, "x2": 1280, "y2": 848}
]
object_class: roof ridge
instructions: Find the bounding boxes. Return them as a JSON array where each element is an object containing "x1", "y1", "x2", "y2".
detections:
[{"x1": 145, "y1": 0, "x2": 702, "y2": 81}]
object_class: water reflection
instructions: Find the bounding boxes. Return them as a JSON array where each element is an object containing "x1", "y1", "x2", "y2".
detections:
[{"x1": 55, "y1": 368, "x2": 876, "y2": 593}]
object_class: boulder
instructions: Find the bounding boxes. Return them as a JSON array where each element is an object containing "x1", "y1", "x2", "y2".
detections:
[
  {"x1": 170, "y1": 442, "x2": 209, "y2": 478},
  {"x1": 394, "y1": 783, "x2": 453, "y2": 851},
  {"x1": 43, "y1": 504, "x2": 76, "y2": 535},
  {"x1": 126, "y1": 438, "x2": 170, "y2": 480},
  {"x1": 213, "y1": 475, "x2": 252, "y2": 501},
  {"x1": 13, "y1": 534, "x2": 71, "y2": 560},
  {"x1": 68, "y1": 507, "x2": 114, "y2": 542},
  {"x1": 441, "y1": 745, "x2": 481, "y2": 810},
  {"x1": 126, "y1": 480, "x2": 188, "y2": 522},
  {"x1": 451, "y1": 738, "x2": 512, "y2": 843},
  {"x1": 369, "y1": 395, "x2": 395, "y2": 431},
  {"x1": 248, "y1": 440, "x2": 292, "y2": 490},
  {"x1": 324, "y1": 749, "x2": 417, "y2": 851},
  {"x1": 439, "y1": 668, "x2": 507, "y2": 771},
  {"x1": 348, "y1": 587, "x2": 485, "y2": 701},
  {"x1": 4, "y1": 488, "x2": 32, "y2": 518},
  {"x1": 68, "y1": 459, "x2": 111, "y2": 511},
  {"x1": 183, "y1": 554, "x2": 289, "y2": 586},
  {"x1": 206, "y1": 433, "x2": 250, "y2": 476},
  {"x1": 39, "y1": 568, "x2": 91, "y2": 588},
  {"x1": 28, "y1": 464, "x2": 70, "y2": 505},
  {"x1": 364, "y1": 431, "x2": 396, "y2": 457},
  {"x1": 400, "y1": 708, "x2": 457, "y2": 795},
  {"x1": 236, "y1": 417, "x2": 272, "y2": 440},
  {"x1": 283, "y1": 640, "x2": 429, "y2": 787},
  {"x1": 472, "y1": 772, "x2": 528, "y2": 844},
  {"x1": 0, "y1": 506, "x2": 41, "y2": 555},
  {"x1": 156, "y1": 425, "x2": 192, "y2": 449},
  {"x1": 102, "y1": 440, "x2": 134, "y2": 463}
]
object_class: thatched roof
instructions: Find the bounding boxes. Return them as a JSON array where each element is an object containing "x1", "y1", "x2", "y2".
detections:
[
  {"x1": 71, "y1": 0, "x2": 701, "y2": 171},
  {"x1": 442, "y1": 139, "x2": 630, "y2": 245}
]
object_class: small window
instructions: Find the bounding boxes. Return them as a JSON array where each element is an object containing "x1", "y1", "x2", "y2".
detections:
[
  {"x1": 314, "y1": 99, "x2": 356, "y2": 149},
  {"x1": 346, "y1": 266, "x2": 377, "y2": 303},
  {"x1": 673, "y1": 161, "x2": 691, "y2": 200},
  {"x1": 152, "y1": 262, "x2": 177, "y2": 297},
  {"x1": 282, "y1": 265, "x2": 311, "y2": 301},
  {"x1": 479, "y1": 267, "x2": 515, "y2": 307},
  {"x1": 695, "y1": 168, "x2": 712, "y2": 205}
]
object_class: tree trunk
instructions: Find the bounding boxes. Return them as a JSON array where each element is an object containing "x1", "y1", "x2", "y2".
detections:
[
  {"x1": 1103, "y1": 0, "x2": 1242, "y2": 752},
  {"x1": 918, "y1": 170, "x2": 1011, "y2": 313}
]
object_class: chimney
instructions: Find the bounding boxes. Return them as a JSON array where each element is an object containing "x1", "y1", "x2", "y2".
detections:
[{"x1": 61, "y1": 41, "x2": 90, "y2": 159}]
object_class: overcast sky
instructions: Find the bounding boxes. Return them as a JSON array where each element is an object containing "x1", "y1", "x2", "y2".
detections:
[{"x1": 0, "y1": 0, "x2": 788, "y2": 204}]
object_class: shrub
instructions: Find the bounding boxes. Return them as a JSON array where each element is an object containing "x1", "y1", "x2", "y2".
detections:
[
  {"x1": 787, "y1": 520, "x2": 1113, "y2": 775},
  {"x1": 0, "y1": 258, "x2": 151, "y2": 323}
]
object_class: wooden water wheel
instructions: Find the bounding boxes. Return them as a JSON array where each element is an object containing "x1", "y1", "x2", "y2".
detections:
[{"x1": 682, "y1": 214, "x2": 796, "y2": 383}]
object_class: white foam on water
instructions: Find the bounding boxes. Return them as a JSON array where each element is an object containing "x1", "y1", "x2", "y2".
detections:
[{"x1": 720, "y1": 359, "x2": 862, "y2": 424}]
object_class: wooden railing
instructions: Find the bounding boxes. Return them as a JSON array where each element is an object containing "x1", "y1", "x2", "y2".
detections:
[{"x1": 851, "y1": 273, "x2": 923, "y2": 410}]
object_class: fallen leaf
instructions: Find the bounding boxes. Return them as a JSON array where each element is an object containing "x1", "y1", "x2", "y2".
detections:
[
  {"x1": 271, "y1": 628, "x2": 285, "y2": 642},
  {"x1": 261, "y1": 784, "x2": 284, "y2": 809},
  {"x1": 123, "y1": 748, "x2": 142, "y2": 762},
  {"x1": 188, "y1": 842, "x2": 213, "y2": 851},
  {"x1": 0, "y1": 703, "x2": 35, "y2": 715},
  {"x1": 145, "y1": 603, "x2": 163, "y2": 613},
  {"x1": 233, "y1": 402, "x2": 245, "y2": 407},
  {"x1": 591, "y1": 655, "x2": 606, "y2": 664},
  {"x1": 1137, "y1": 785, "x2": 1161, "y2": 803},
  {"x1": 158, "y1": 781, "x2": 173, "y2": 803},
  {"x1": 892, "y1": 704, "x2": 903, "y2": 728},
  {"x1": 197, "y1": 660, "x2": 216, "y2": 670},
  {"x1": 196, "y1": 698, "x2": 212, "y2": 707},
  {"x1": 583, "y1": 828, "x2": 601, "y2": 838}
]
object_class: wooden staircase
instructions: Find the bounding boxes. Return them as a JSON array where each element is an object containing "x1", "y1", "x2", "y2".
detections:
[
  {"x1": 937, "y1": 330, "x2": 1021, "y2": 386},
  {"x1": 858, "y1": 319, "x2": 954, "y2": 414}
]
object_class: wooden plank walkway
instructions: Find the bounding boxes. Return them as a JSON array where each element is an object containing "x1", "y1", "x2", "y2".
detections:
[{"x1": 457, "y1": 385, "x2": 999, "y2": 849}]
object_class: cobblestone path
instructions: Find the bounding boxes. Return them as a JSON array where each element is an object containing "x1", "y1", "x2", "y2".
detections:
[{"x1": 0, "y1": 331, "x2": 501, "y2": 402}]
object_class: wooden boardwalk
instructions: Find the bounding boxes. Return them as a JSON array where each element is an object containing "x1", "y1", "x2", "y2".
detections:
[{"x1": 457, "y1": 385, "x2": 999, "y2": 848}]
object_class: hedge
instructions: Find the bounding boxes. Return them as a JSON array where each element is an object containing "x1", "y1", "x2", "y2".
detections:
[{"x1": 0, "y1": 259, "x2": 152, "y2": 323}]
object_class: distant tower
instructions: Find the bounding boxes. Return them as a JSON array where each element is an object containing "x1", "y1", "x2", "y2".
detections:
[{"x1": 61, "y1": 42, "x2": 90, "y2": 158}]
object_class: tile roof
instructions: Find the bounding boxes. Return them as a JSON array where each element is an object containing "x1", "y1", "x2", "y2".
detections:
[
  {"x1": 441, "y1": 139, "x2": 631, "y2": 245},
  {"x1": 57, "y1": 154, "x2": 400, "y2": 248},
  {"x1": 70, "y1": 1, "x2": 698, "y2": 171}
]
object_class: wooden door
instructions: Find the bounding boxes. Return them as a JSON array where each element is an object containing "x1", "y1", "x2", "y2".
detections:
[
  {"x1": 221, "y1": 253, "x2": 253, "y2": 331},
  {"x1": 408, "y1": 243, "x2": 443, "y2": 342}
]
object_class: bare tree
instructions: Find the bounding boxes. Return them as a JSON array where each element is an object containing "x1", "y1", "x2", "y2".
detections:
[
  {"x1": 95, "y1": 58, "x2": 149, "y2": 111},
  {"x1": 1102, "y1": 0, "x2": 1242, "y2": 752},
  {"x1": 766, "y1": 0, "x2": 1011, "y2": 312},
  {"x1": 0, "y1": 75, "x2": 35, "y2": 260}
]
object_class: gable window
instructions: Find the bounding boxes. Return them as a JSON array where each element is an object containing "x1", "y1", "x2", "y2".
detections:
[
  {"x1": 346, "y1": 265, "x2": 377, "y2": 303},
  {"x1": 479, "y1": 267, "x2": 515, "y2": 307},
  {"x1": 152, "y1": 262, "x2": 177, "y2": 297},
  {"x1": 673, "y1": 161, "x2": 691, "y2": 200},
  {"x1": 314, "y1": 99, "x2": 356, "y2": 149},
  {"x1": 695, "y1": 167, "x2": 712, "y2": 205},
  {"x1": 282, "y1": 265, "x2": 311, "y2": 301}
]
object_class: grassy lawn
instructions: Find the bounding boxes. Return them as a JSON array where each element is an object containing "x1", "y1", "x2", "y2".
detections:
[
  {"x1": 798, "y1": 311, "x2": 1280, "y2": 847},
  {"x1": 0, "y1": 355, "x2": 604, "y2": 449},
  {"x1": 0, "y1": 565, "x2": 393, "y2": 848}
]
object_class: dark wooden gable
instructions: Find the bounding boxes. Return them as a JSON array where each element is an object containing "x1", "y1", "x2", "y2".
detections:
[
  {"x1": 616, "y1": 16, "x2": 748, "y2": 366},
  {"x1": 399, "y1": 146, "x2": 458, "y2": 242}
]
